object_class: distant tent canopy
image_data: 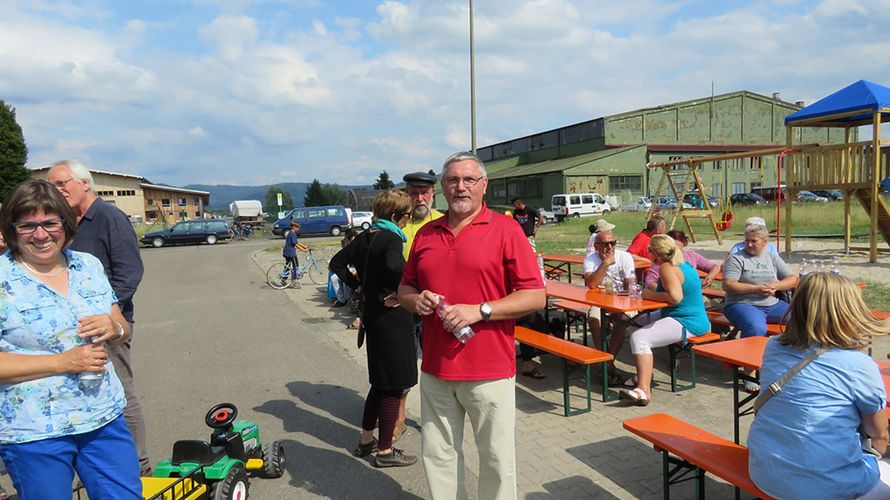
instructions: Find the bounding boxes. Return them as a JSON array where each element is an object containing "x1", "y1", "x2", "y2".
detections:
[{"x1": 784, "y1": 79, "x2": 890, "y2": 127}]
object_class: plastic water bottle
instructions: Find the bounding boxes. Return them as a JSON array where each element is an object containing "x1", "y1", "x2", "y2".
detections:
[
  {"x1": 799, "y1": 258, "x2": 811, "y2": 279},
  {"x1": 628, "y1": 277, "x2": 642, "y2": 299},
  {"x1": 79, "y1": 335, "x2": 105, "y2": 390},
  {"x1": 535, "y1": 253, "x2": 546, "y2": 283},
  {"x1": 830, "y1": 257, "x2": 842, "y2": 275},
  {"x1": 435, "y1": 297, "x2": 475, "y2": 344}
]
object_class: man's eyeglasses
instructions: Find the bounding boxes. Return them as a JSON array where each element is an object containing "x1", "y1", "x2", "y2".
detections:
[
  {"x1": 13, "y1": 219, "x2": 65, "y2": 234},
  {"x1": 595, "y1": 241, "x2": 618, "y2": 247},
  {"x1": 443, "y1": 176, "x2": 483, "y2": 187},
  {"x1": 51, "y1": 178, "x2": 75, "y2": 189}
]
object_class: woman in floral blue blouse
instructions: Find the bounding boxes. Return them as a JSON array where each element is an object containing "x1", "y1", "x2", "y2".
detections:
[{"x1": 0, "y1": 180, "x2": 141, "y2": 499}]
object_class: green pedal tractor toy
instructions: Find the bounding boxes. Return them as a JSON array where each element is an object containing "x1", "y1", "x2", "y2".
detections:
[{"x1": 142, "y1": 402, "x2": 285, "y2": 500}]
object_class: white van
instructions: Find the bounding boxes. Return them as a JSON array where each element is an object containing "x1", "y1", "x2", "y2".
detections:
[{"x1": 551, "y1": 193, "x2": 611, "y2": 221}]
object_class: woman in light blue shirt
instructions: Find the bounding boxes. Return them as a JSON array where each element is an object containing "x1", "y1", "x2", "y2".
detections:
[
  {"x1": 0, "y1": 180, "x2": 141, "y2": 499},
  {"x1": 749, "y1": 272, "x2": 890, "y2": 499}
]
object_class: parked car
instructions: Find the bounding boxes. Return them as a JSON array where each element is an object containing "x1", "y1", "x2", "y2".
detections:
[
  {"x1": 751, "y1": 186, "x2": 789, "y2": 202},
  {"x1": 620, "y1": 196, "x2": 652, "y2": 212},
  {"x1": 551, "y1": 193, "x2": 611, "y2": 221},
  {"x1": 272, "y1": 205, "x2": 352, "y2": 236},
  {"x1": 352, "y1": 211, "x2": 373, "y2": 230},
  {"x1": 682, "y1": 193, "x2": 720, "y2": 209},
  {"x1": 537, "y1": 207, "x2": 557, "y2": 224},
  {"x1": 654, "y1": 196, "x2": 693, "y2": 210},
  {"x1": 797, "y1": 190, "x2": 829, "y2": 203},
  {"x1": 141, "y1": 219, "x2": 233, "y2": 248},
  {"x1": 730, "y1": 193, "x2": 768, "y2": 206},
  {"x1": 811, "y1": 189, "x2": 844, "y2": 200}
]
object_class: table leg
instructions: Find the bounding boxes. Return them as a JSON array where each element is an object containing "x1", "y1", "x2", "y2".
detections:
[
  {"x1": 732, "y1": 368, "x2": 741, "y2": 444},
  {"x1": 600, "y1": 309, "x2": 618, "y2": 401},
  {"x1": 567, "y1": 262, "x2": 573, "y2": 283}
]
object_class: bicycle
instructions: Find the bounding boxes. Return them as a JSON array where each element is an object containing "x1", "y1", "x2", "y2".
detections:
[
  {"x1": 232, "y1": 223, "x2": 253, "y2": 240},
  {"x1": 266, "y1": 249, "x2": 325, "y2": 289}
]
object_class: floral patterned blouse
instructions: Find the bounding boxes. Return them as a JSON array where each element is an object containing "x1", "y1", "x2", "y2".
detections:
[{"x1": 0, "y1": 250, "x2": 125, "y2": 444}]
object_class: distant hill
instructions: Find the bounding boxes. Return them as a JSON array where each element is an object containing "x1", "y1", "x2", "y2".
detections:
[{"x1": 185, "y1": 182, "x2": 370, "y2": 210}]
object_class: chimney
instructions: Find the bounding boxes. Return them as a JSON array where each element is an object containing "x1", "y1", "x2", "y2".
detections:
[
  {"x1": 795, "y1": 100, "x2": 805, "y2": 107},
  {"x1": 772, "y1": 92, "x2": 781, "y2": 100}
]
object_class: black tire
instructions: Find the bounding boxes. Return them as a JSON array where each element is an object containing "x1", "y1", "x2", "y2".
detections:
[
  {"x1": 330, "y1": 225, "x2": 342, "y2": 237},
  {"x1": 211, "y1": 463, "x2": 249, "y2": 500},
  {"x1": 266, "y1": 263, "x2": 294, "y2": 290},
  {"x1": 571, "y1": 213, "x2": 580, "y2": 219},
  {"x1": 361, "y1": 222, "x2": 370, "y2": 230},
  {"x1": 152, "y1": 237, "x2": 165, "y2": 248},
  {"x1": 306, "y1": 260, "x2": 324, "y2": 285},
  {"x1": 207, "y1": 234, "x2": 218, "y2": 245},
  {"x1": 261, "y1": 441, "x2": 286, "y2": 478}
]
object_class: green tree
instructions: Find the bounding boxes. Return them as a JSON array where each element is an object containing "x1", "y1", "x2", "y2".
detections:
[
  {"x1": 304, "y1": 179, "x2": 346, "y2": 206},
  {"x1": 264, "y1": 185, "x2": 293, "y2": 211},
  {"x1": 373, "y1": 170, "x2": 394, "y2": 190},
  {"x1": 0, "y1": 101, "x2": 30, "y2": 202}
]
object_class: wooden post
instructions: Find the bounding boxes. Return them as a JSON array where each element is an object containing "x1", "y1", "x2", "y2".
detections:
[
  {"x1": 870, "y1": 111, "x2": 881, "y2": 263},
  {"x1": 844, "y1": 127, "x2": 852, "y2": 254},
  {"x1": 785, "y1": 126, "x2": 794, "y2": 254}
]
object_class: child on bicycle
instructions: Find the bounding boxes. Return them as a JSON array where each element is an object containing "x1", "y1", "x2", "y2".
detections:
[{"x1": 283, "y1": 220, "x2": 309, "y2": 281}]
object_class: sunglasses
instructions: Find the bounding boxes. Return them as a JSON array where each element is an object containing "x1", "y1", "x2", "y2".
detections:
[{"x1": 595, "y1": 240, "x2": 618, "y2": 247}]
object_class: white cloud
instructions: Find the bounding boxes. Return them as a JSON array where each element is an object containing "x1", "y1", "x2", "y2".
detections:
[
  {"x1": 188, "y1": 126, "x2": 208, "y2": 137},
  {"x1": 199, "y1": 15, "x2": 258, "y2": 61}
]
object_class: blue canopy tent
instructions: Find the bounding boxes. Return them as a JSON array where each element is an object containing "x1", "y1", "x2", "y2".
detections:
[{"x1": 783, "y1": 80, "x2": 890, "y2": 262}]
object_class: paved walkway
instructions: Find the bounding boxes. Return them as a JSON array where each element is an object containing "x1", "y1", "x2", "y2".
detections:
[{"x1": 254, "y1": 246, "x2": 890, "y2": 499}]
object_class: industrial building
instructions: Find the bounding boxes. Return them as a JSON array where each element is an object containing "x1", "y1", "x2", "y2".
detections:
[{"x1": 479, "y1": 90, "x2": 849, "y2": 210}]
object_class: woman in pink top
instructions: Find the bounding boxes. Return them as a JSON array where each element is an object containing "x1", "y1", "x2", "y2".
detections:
[{"x1": 644, "y1": 230, "x2": 719, "y2": 289}]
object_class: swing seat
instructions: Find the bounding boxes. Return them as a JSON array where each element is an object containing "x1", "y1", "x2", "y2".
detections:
[{"x1": 715, "y1": 211, "x2": 734, "y2": 231}]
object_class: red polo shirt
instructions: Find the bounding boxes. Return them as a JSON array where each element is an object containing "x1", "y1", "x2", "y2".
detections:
[
  {"x1": 401, "y1": 204, "x2": 543, "y2": 381},
  {"x1": 627, "y1": 230, "x2": 653, "y2": 260}
]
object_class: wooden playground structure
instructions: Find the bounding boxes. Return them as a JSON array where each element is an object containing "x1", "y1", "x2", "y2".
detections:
[{"x1": 645, "y1": 80, "x2": 890, "y2": 263}]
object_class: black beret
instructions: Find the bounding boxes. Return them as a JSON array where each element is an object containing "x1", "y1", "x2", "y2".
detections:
[{"x1": 403, "y1": 172, "x2": 437, "y2": 186}]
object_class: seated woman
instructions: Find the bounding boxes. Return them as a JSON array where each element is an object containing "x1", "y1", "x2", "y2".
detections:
[
  {"x1": 618, "y1": 235, "x2": 709, "y2": 406},
  {"x1": 748, "y1": 272, "x2": 890, "y2": 499},
  {"x1": 644, "y1": 229, "x2": 719, "y2": 289},
  {"x1": 0, "y1": 180, "x2": 140, "y2": 499},
  {"x1": 722, "y1": 224, "x2": 796, "y2": 334}
]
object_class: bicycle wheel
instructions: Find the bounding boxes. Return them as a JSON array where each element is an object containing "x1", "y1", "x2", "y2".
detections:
[
  {"x1": 267, "y1": 262, "x2": 294, "y2": 290},
  {"x1": 306, "y1": 258, "x2": 325, "y2": 285}
]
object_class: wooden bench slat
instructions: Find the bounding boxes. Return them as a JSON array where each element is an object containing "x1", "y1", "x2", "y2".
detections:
[
  {"x1": 515, "y1": 326, "x2": 612, "y2": 365},
  {"x1": 707, "y1": 311, "x2": 784, "y2": 335},
  {"x1": 551, "y1": 300, "x2": 591, "y2": 315},
  {"x1": 684, "y1": 332, "x2": 721, "y2": 345},
  {"x1": 623, "y1": 413, "x2": 773, "y2": 499}
]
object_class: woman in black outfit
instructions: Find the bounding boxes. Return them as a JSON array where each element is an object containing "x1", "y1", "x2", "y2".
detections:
[{"x1": 329, "y1": 189, "x2": 418, "y2": 468}]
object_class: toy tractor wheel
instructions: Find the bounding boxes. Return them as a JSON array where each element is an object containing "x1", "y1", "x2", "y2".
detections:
[
  {"x1": 261, "y1": 440, "x2": 286, "y2": 478},
  {"x1": 211, "y1": 463, "x2": 249, "y2": 500}
]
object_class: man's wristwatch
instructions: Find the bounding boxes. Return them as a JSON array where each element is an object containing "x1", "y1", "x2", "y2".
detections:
[{"x1": 480, "y1": 302, "x2": 493, "y2": 321}]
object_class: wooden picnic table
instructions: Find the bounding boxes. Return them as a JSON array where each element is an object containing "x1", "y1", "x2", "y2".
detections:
[
  {"x1": 694, "y1": 337, "x2": 890, "y2": 443},
  {"x1": 542, "y1": 253, "x2": 651, "y2": 284}
]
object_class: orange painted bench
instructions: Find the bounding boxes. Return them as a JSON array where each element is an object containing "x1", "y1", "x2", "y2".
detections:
[
  {"x1": 515, "y1": 326, "x2": 613, "y2": 416},
  {"x1": 668, "y1": 331, "x2": 722, "y2": 392},
  {"x1": 624, "y1": 413, "x2": 773, "y2": 500},
  {"x1": 707, "y1": 310, "x2": 785, "y2": 337}
]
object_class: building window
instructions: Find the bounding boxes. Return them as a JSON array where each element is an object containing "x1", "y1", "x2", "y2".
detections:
[
  {"x1": 194, "y1": 197, "x2": 200, "y2": 205},
  {"x1": 609, "y1": 175, "x2": 643, "y2": 192},
  {"x1": 750, "y1": 181, "x2": 762, "y2": 190},
  {"x1": 161, "y1": 199, "x2": 170, "y2": 208},
  {"x1": 506, "y1": 177, "x2": 543, "y2": 199},
  {"x1": 667, "y1": 155, "x2": 686, "y2": 171},
  {"x1": 146, "y1": 210, "x2": 157, "y2": 220},
  {"x1": 178, "y1": 197, "x2": 187, "y2": 207},
  {"x1": 732, "y1": 182, "x2": 747, "y2": 194},
  {"x1": 195, "y1": 211, "x2": 202, "y2": 218},
  {"x1": 732, "y1": 160, "x2": 744, "y2": 171},
  {"x1": 97, "y1": 190, "x2": 114, "y2": 197},
  {"x1": 712, "y1": 160, "x2": 722, "y2": 170},
  {"x1": 116, "y1": 190, "x2": 135, "y2": 196},
  {"x1": 750, "y1": 157, "x2": 762, "y2": 170},
  {"x1": 712, "y1": 184, "x2": 723, "y2": 197}
]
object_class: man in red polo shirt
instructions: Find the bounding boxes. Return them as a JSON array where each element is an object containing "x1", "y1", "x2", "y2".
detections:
[
  {"x1": 627, "y1": 215, "x2": 666, "y2": 260},
  {"x1": 399, "y1": 151, "x2": 545, "y2": 500}
]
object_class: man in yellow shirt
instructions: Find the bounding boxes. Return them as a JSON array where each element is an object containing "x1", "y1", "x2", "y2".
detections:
[{"x1": 402, "y1": 172, "x2": 443, "y2": 260}]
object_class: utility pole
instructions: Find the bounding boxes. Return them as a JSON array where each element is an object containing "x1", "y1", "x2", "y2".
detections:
[{"x1": 469, "y1": 0, "x2": 477, "y2": 153}]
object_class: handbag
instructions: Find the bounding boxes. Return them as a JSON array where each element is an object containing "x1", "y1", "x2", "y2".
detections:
[{"x1": 356, "y1": 231, "x2": 380, "y2": 348}]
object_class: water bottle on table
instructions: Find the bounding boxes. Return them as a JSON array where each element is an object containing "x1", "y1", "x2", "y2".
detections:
[{"x1": 435, "y1": 296, "x2": 475, "y2": 344}]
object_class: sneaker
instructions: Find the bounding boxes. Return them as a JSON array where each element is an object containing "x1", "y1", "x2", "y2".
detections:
[
  {"x1": 353, "y1": 437, "x2": 378, "y2": 457},
  {"x1": 373, "y1": 448, "x2": 417, "y2": 468}
]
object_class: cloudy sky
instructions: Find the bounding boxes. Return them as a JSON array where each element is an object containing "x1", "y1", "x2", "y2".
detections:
[{"x1": 1, "y1": 0, "x2": 888, "y2": 187}]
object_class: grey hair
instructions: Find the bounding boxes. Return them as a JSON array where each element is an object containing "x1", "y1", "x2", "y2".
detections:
[
  {"x1": 50, "y1": 160, "x2": 95, "y2": 193},
  {"x1": 745, "y1": 224, "x2": 769, "y2": 241},
  {"x1": 441, "y1": 151, "x2": 487, "y2": 179}
]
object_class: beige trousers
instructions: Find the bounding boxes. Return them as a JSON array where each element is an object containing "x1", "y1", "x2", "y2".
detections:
[{"x1": 420, "y1": 372, "x2": 516, "y2": 500}]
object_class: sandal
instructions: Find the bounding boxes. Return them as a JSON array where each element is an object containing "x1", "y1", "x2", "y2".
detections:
[
  {"x1": 607, "y1": 370, "x2": 625, "y2": 386},
  {"x1": 618, "y1": 387, "x2": 650, "y2": 406},
  {"x1": 522, "y1": 367, "x2": 546, "y2": 379},
  {"x1": 743, "y1": 380, "x2": 761, "y2": 394}
]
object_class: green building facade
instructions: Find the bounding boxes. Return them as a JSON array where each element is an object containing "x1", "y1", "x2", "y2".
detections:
[{"x1": 476, "y1": 90, "x2": 848, "y2": 211}]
